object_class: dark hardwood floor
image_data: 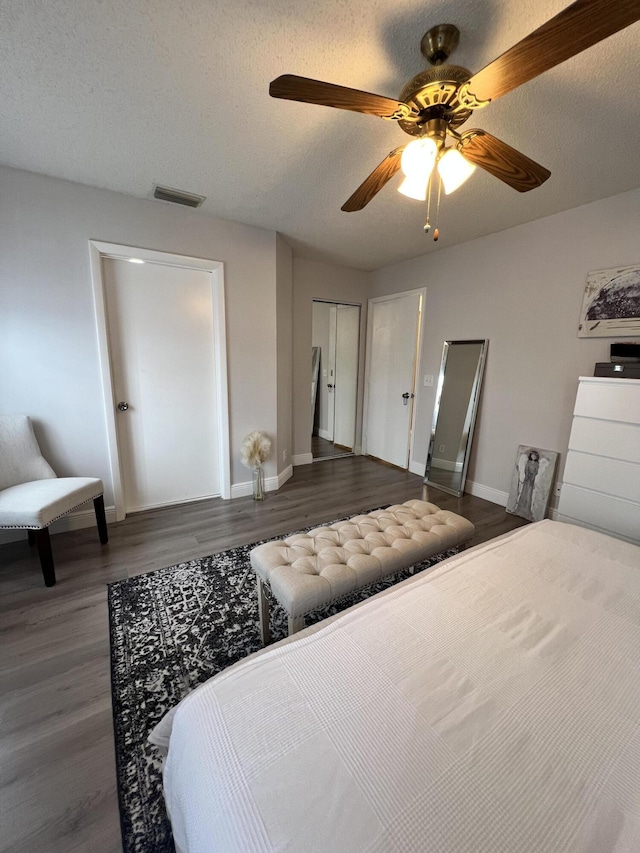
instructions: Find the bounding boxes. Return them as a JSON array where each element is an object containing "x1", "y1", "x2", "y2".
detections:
[
  {"x1": 0, "y1": 456, "x2": 526, "y2": 852},
  {"x1": 311, "y1": 434, "x2": 352, "y2": 459}
]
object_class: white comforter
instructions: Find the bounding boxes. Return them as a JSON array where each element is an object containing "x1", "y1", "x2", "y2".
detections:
[{"x1": 161, "y1": 521, "x2": 640, "y2": 852}]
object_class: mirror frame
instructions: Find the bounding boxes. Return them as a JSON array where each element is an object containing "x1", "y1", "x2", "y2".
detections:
[{"x1": 424, "y1": 339, "x2": 488, "y2": 498}]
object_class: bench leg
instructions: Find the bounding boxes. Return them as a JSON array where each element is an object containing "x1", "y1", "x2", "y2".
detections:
[
  {"x1": 288, "y1": 615, "x2": 305, "y2": 636},
  {"x1": 257, "y1": 577, "x2": 271, "y2": 646},
  {"x1": 27, "y1": 529, "x2": 36, "y2": 546},
  {"x1": 35, "y1": 528, "x2": 56, "y2": 587}
]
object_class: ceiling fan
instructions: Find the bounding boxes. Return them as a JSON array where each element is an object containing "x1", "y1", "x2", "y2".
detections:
[{"x1": 269, "y1": 0, "x2": 640, "y2": 237}]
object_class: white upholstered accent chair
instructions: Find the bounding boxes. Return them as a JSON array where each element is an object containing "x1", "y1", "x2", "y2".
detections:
[{"x1": 0, "y1": 415, "x2": 108, "y2": 586}]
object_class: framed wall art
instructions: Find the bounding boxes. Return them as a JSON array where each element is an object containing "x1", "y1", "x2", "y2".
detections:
[{"x1": 578, "y1": 264, "x2": 640, "y2": 337}]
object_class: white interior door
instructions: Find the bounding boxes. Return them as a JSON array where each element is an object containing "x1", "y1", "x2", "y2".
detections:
[
  {"x1": 365, "y1": 292, "x2": 422, "y2": 468},
  {"x1": 334, "y1": 305, "x2": 359, "y2": 450},
  {"x1": 326, "y1": 305, "x2": 337, "y2": 441},
  {"x1": 104, "y1": 257, "x2": 220, "y2": 512}
]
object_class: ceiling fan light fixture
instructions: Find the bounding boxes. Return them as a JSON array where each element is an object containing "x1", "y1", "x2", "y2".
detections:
[
  {"x1": 437, "y1": 148, "x2": 476, "y2": 194},
  {"x1": 400, "y1": 137, "x2": 438, "y2": 180},
  {"x1": 398, "y1": 174, "x2": 429, "y2": 201}
]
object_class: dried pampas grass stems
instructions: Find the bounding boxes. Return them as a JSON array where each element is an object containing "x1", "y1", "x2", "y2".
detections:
[{"x1": 240, "y1": 431, "x2": 271, "y2": 469}]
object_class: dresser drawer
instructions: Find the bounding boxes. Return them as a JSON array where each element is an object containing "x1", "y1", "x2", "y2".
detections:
[
  {"x1": 574, "y1": 378, "x2": 640, "y2": 423},
  {"x1": 563, "y1": 450, "x2": 640, "y2": 503}
]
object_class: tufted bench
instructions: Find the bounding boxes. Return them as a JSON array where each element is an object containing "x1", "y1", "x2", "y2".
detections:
[{"x1": 250, "y1": 499, "x2": 475, "y2": 644}]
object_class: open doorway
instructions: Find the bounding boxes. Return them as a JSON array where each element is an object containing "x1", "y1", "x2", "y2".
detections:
[{"x1": 311, "y1": 300, "x2": 360, "y2": 461}]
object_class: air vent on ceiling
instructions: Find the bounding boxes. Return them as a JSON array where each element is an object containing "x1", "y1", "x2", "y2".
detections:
[{"x1": 152, "y1": 185, "x2": 206, "y2": 208}]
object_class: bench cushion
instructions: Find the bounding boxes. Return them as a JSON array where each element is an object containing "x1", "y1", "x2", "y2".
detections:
[
  {"x1": 0, "y1": 477, "x2": 104, "y2": 528},
  {"x1": 250, "y1": 500, "x2": 475, "y2": 618}
]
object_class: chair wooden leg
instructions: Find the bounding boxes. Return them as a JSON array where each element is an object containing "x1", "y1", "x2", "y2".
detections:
[
  {"x1": 94, "y1": 495, "x2": 108, "y2": 544},
  {"x1": 27, "y1": 529, "x2": 36, "y2": 546},
  {"x1": 35, "y1": 528, "x2": 56, "y2": 587}
]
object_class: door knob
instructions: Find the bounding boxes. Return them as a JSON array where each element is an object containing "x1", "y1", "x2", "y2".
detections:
[
  {"x1": 117, "y1": 402, "x2": 129, "y2": 412},
  {"x1": 401, "y1": 392, "x2": 414, "y2": 406},
  {"x1": 327, "y1": 383, "x2": 334, "y2": 390}
]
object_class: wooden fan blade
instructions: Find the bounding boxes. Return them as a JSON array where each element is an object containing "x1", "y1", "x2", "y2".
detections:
[
  {"x1": 463, "y1": 0, "x2": 640, "y2": 104},
  {"x1": 341, "y1": 147, "x2": 406, "y2": 211},
  {"x1": 460, "y1": 130, "x2": 551, "y2": 192},
  {"x1": 270, "y1": 75, "x2": 413, "y2": 119}
]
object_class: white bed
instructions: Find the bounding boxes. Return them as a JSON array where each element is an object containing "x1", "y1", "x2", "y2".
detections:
[{"x1": 155, "y1": 520, "x2": 640, "y2": 852}]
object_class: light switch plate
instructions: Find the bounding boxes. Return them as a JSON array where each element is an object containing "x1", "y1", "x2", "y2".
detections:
[{"x1": 424, "y1": 375, "x2": 434, "y2": 387}]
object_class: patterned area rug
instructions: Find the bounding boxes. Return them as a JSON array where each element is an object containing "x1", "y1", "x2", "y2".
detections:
[{"x1": 108, "y1": 517, "x2": 459, "y2": 852}]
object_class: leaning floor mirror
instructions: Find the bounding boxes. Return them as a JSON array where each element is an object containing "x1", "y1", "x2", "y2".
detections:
[{"x1": 424, "y1": 339, "x2": 488, "y2": 497}]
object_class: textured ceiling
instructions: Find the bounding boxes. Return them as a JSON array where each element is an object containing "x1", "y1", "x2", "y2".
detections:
[{"x1": 1, "y1": 0, "x2": 639, "y2": 270}]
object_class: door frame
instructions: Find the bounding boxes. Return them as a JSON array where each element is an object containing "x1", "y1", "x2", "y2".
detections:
[
  {"x1": 362, "y1": 288, "x2": 426, "y2": 472},
  {"x1": 89, "y1": 240, "x2": 231, "y2": 519}
]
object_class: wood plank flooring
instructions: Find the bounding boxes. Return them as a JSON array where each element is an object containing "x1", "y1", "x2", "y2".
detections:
[
  {"x1": 311, "y1": 434, "x2": 352, "y2": 459},
  {"x1": 0, "y1": 456, "x2": 526, "y2": 852}
]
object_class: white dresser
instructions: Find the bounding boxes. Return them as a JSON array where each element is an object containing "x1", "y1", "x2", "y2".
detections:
[{"x1": 558, "y1": 377, "x2": 640, "y2": 544}]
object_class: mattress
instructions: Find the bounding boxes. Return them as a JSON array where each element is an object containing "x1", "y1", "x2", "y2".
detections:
[{"x1": 159, "y1": 520, "x2": 640, "y2": 852}]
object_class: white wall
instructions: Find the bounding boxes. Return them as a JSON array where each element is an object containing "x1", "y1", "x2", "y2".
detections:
[
  {"x1": 371, "y1": 188, "x2": 640, "y2": 504},
  {"x1": 5, "y1": 162, "x2": 637, "y2": 519},
  {"x1": 292, "y1": 258, "x2": 370, "y2": 463},
  {"x1": 0, "y1": 165, "x2": 281, "y2": 506}
]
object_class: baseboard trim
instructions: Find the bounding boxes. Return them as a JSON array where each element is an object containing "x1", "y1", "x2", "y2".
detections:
[
  {"x1": 431, "y1": 458, "x2": 463, "y2": 473},
  {"x1": 465, "y1": 481, "x2": 563, "y2": 520},
  {"x1": 230, "y1": 465, "x2": 293, "y2": 499},
  {"x1": 465, "y1": 480, "x2": 509, "y2": 507},
  {"x1": 0, "y1": 504, "x2": 118, "y2": 545},
  {"x1": 292, "y1": 453, "x2": 313, "y2": 467},
  {"x1": 409, "y1": 459, "x2": 425, "y2": 477},
  {"x1": 412, "y1": 471, "x2": 510, "y2": 509},
  {"x1": 277, "y1": 465, "x2": 293, "y2": 489}
]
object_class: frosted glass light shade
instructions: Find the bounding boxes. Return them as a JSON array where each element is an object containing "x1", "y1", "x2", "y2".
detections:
[
  {"x1": 437, "y1": 148, "x2": 476, "y2": 194},
  {"x1": 400, "y1": 137, "x2": 438, "y2": 179},
  {"x1": 398, "y1": 174, "x2": 429, "y2": 201}
]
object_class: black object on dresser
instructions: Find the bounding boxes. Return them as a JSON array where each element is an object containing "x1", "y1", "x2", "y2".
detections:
[
  {"x1": 609, "y1": 341, "x2": 640, "y2": 364},
  {"x1": 610, "y1": 342, "x2": 640, "y2": 363},
  {"x1": 594, "y1": 362, "x2": 640, "y2": 379}
]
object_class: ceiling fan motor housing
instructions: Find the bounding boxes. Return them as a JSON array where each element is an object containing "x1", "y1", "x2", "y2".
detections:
[{"x1": 398, "y1": 65, "x2": 473, "y2": 135}]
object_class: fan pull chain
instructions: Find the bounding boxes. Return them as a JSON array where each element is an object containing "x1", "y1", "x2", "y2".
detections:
[
  {"x1": 433, "y1": 175, "x2": 442, "y2": 241},
  {"x1": 423, "y1": 174, "x2": 433, "y2": 234}
]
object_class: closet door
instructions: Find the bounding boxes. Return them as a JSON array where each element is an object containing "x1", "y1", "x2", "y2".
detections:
[
  {"x1": 365, "y1": 292, "x2": 421, "y2": 469},
  {"x1": 334, "y1": 305, "x2": 359, "y2": 450}
]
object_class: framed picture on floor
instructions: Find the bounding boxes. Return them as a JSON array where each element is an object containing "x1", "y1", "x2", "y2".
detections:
[{"x1": 506, "y1": 445, "x2": 558, "y2": 522}]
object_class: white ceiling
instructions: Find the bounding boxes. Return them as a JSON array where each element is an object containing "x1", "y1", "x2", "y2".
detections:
[{"x1": 2, "y1": 0, "x2": 639, "y2": 270}]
